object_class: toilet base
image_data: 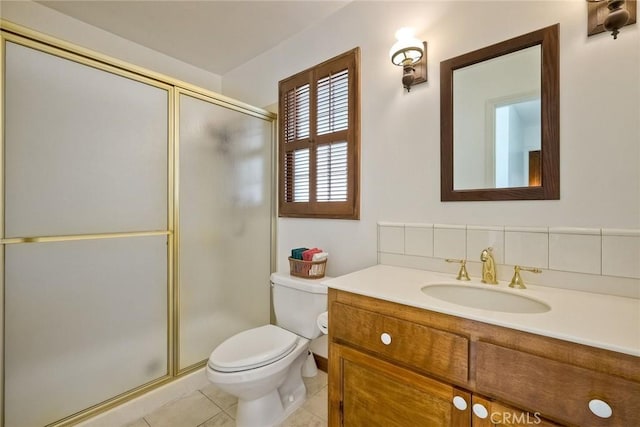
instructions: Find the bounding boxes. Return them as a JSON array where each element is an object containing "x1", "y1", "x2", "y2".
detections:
[
  {"x1": 234, "y1": 347, "x2": 308, "y2": 427},
  {"x1": 235, "y1": 381, "x2": 306, "y2": 427},
  {"x1": 279, "y1": 381, "x2": 307, "y2": 423},
  {"x1": 236, "y1": 388, "x2": 281, "y2": 427}
]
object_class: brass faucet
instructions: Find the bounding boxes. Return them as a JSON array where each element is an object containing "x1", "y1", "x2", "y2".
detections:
[
  {"x1": 445, "y1": 258, "x2": 470, "y2": 281},
  {"x1": 480, "y1": 247, "x2": 498, "y2": 284},
  {"x1": 509, "y1": 265, "x2": 542, "y2": 289}
]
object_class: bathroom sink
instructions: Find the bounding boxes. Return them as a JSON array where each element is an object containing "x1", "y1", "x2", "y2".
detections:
[{"x1": 421, "y1": 284, "x2": 550, "y2": 314}]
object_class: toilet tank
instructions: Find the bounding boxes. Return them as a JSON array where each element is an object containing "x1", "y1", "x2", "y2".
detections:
[{"x1": 271, "y1": 272, "x2": 329, "y2": 340}]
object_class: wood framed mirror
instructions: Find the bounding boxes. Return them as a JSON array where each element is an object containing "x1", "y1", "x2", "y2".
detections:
[{"x1": 440, "y1": 24, "x2": 559, "y2": 201}]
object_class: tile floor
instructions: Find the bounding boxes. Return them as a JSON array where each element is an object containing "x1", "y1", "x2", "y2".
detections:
[{"x1": 125, "y1": 371, "x2": 328, "y2": 427}]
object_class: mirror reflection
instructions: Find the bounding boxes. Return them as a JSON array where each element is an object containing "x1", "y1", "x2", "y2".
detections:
[{"x1": 453, "y1": 46, "x2": 541, "y2": 190}]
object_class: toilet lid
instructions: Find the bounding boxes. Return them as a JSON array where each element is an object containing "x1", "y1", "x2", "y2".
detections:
[{"x1": 208, "y1": 324, "x2": 299, "y2": 373}]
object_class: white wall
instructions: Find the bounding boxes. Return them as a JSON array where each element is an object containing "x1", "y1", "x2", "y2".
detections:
[
  {"x1": 222, "y1": 1, "x2": 640, "y2": 277},
  {"x1": 0, "y1": 1, "x2": 222, "y2": 92}
]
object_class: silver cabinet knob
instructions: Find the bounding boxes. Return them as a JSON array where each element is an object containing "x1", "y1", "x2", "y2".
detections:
[
  {"x1": 588, "y1": 399, "x2": 612, "y2": 418},
  {"x1": 380, "y1": 332, "x2": 392, "y2": 345},
  {"x1": 472, "y1": 403, "x2": 489, "y2": 419},
  {"x1": 453, "y1": 396, "x2": 468, "y2": 411}
]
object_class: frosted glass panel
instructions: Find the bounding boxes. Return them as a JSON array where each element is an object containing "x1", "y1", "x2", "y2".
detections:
[
  {"x1": 4, "y1": 236, "x2": 168, "y2": 427},
  {"x1": 178, "y1": 94, "x2": 272, "y2": 368},
  {"x1": 4, "y1": 42, "x2": 168, "y2": 238}
]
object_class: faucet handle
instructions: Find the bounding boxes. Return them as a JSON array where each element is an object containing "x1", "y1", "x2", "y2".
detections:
[
  {"x1": 446, "y1": 258, "x2": 471, "y2": 281},
  {"x1": 480, "y1": 247, "x2": 494, "y2": 260},
  {"x1": 509, "y1": 265, "x2": 542, "y2": 289}
]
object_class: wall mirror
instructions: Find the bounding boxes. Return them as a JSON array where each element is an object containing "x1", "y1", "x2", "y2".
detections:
[{"x1": 440, "y1": 24, "x2": 559, "y2": 201}]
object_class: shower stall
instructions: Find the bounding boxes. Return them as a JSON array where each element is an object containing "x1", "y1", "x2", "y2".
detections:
[{"x1": 0, "y1": 23, "x2": 275, "y2": 427}]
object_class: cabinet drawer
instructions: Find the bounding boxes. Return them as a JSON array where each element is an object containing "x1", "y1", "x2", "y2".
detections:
[
  {"x1": 331, "y1": 302, "x2": 469, "y2": 384},
  {"x1": 476, "y1": 341, "x2": 640, "y2": 426}
]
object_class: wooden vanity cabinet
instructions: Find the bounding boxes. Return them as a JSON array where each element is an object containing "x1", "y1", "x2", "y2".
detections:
[{"x1": 328, "y1": 288, "x2": 640, "y2": 427}]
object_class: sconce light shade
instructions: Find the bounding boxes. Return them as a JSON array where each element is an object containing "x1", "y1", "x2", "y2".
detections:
[
  {"x1": 390, "y1": 37, "x2": 428, "y2": 92},
  {"x1": 389, "y1": 37, "x2": 424, "y2": 66}
]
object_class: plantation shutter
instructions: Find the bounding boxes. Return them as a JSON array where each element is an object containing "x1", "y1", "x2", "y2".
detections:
[{"x1": 278, "y1": 48, "x2": 360, "y2": 219}]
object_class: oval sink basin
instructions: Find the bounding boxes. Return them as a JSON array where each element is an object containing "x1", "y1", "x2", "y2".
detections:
[{"x1": 421, "y1": 284, "x2": 550, "y2": 314}]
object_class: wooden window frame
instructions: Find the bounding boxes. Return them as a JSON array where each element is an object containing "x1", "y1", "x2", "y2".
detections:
[{"x1": 278, "y1": 48, "x2": 360, "y2": 219}]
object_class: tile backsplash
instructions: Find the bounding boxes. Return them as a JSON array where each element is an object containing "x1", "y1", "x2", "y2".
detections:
[
  {"x1": 548, "y1": 228, "x2": 602, "y2": 275},
  {"x1": 504, "y1": 227, "x2": 549, "y2": 268},
  {"x1": 378, "y1": 222, "x2": 640, "y2": 299},
  {"x1": 433, "y1": 224, "x2": 466, "y2": 260}
]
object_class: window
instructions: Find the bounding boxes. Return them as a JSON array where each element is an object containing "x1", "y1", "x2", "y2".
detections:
[{"x1": 278, "y1": 48, "x2": 360, "y2": 219}]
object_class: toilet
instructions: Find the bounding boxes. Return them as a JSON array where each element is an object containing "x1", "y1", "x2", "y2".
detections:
[{"x1": 206, "y1": 272, "x2": 328, "y2": 427}]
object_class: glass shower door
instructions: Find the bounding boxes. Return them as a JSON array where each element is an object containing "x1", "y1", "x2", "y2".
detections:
[
  {"x1": 177, "y1": 91, "x2": 273, "y2": 370},
  {"x1": 2, "y1": 39, "x2": 171, "y2": 427}
]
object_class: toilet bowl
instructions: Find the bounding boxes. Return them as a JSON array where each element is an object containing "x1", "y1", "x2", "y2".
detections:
[{"x1": 206, "y1": 273, "x2": 329, "y2": 427}]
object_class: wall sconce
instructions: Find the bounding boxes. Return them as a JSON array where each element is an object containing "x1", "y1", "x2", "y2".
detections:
[
  {"x1": 389, "y1": 29, "x2": 427, "y2": 92},
  {"x1": 587, "y1": 0, "x2": 637, "y2": 39}
]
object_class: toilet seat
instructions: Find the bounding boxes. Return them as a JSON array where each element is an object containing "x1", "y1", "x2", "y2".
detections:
[{"x1": 208, "y1": 324, "x2": 299, "y2": 373}]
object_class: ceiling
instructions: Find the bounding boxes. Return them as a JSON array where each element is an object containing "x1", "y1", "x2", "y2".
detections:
[{"x1": 36, "y1": 1, "x2": 350, "y2": 76}]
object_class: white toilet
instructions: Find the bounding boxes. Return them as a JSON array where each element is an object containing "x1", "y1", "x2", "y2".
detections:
[{"x1": 206, "y1": 272, "x2": 328, "y2": 427}]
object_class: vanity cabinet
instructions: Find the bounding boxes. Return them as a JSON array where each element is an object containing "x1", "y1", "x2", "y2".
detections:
[{"x1": 328, "y1": 289, "x2": 640, "y2": 427}]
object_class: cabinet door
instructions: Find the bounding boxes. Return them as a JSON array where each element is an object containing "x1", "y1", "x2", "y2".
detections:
[
  {"x1": 471, "y1": 395, "x2": 564, "y2": 427},
  {"x1": 329, "y1": 343, "x2": 470, "y2": 427}
]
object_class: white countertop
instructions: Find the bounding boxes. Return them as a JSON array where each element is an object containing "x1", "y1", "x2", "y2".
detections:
[{"x1": 322, "y1": 264, "x2": 640, "y2": 357}]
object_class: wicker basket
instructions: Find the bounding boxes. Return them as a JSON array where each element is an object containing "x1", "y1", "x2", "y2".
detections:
[{"x1": 288, "y1": 256, "x2": 327, "y2": 279}]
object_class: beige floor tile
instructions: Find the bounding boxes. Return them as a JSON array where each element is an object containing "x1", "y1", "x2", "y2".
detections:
[
  {"x1": 200, "y1": 383, "x2": 238, "y2": 410},
  {"x1": 302, "y1": 371, "x2": 328, "y2": 397},
  {"x1": 124, "y1": 418, "x2": 150, "y2": 427},
  {"x1": 224, "y1": 403, "x2": 238, "y2": 420},
  {"x1": 302, "y1": 386, "x2": 328, "y2": 421},
  {"x1": 145, "y1": 391, "x2": 222, "y2": 427},
  {"x1": 279, "y1": 407, "x2": 326, "y2": 427},
  {"x1": 198, "y1": 411, "x2": 236, "y2": 427},
  {"x1": 139, "y1": 372, "x2": 329, "y2": 427}
]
